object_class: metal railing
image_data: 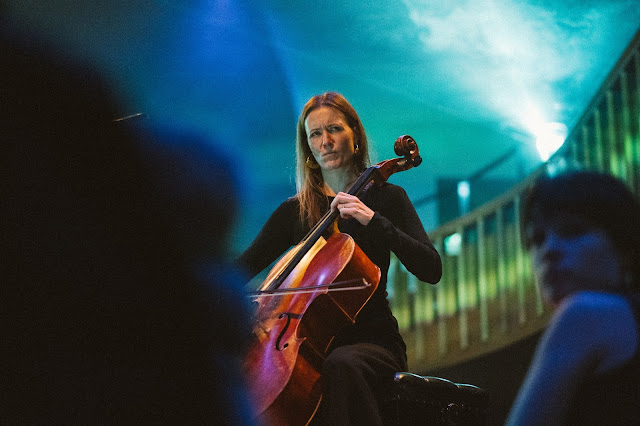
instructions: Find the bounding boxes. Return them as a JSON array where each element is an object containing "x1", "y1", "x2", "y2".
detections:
[{"x1": 390, "y1": 28, "x2": 640, "y2": 372}]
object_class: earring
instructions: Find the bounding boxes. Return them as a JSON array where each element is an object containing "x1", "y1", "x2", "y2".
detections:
[
  {"x1": 306, "y1": 156, "x2": 320, "y2": 169},
  {"x1": 354, "y1": 144, "x2": 359, "y2": 154}
]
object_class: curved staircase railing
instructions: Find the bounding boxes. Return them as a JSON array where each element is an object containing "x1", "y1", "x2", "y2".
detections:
[{"x1": 390, "y1": 27, "x2": 640, "y2": 372}]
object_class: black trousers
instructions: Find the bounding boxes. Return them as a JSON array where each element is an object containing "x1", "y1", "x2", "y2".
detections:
[{"x1": 312, "y1": 343, "x2": 406, "y2": 426}]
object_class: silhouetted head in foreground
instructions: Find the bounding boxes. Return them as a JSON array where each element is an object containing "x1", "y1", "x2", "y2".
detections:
[{"x1": 1, "y1": 29, "x2": 251, "y2": 424}]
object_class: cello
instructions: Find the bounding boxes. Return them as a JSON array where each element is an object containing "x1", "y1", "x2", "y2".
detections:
[{"x1": 244, "y1": 135, "x2": 423, "y2": 425}]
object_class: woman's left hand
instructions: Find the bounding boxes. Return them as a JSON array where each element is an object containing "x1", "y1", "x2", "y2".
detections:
[{"x1": 331, "y1": 192, "x2": 374, "y2": 226}]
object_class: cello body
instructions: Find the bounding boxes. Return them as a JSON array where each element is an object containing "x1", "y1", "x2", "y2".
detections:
[{"x1": 245, "y1": 233, "x2": 380, "y2": 425}]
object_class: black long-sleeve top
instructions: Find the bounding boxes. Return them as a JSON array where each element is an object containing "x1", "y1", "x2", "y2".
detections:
[{"x1": 238, "y1": 182, "x2": 442, "y2": 364}]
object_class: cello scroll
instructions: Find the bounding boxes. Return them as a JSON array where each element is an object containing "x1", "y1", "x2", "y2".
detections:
[
  {"x1": 374, "y1": 135, "x2": 422, "y2": 182},
  {"x1": 394, "y1": 134, "x2": 422, "y2": 167}
]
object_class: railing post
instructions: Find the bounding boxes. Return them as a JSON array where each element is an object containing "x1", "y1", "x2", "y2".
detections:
[
  {"x1": 477, "y1": 217, "x2": 489, "y2": 342},
  {"x1": 435, "y1": 238, "x2": 449, "y2": 357},
  {"x1": 620, "y1": 72, "x2": 635, "y2": 191},
  {"x1": 594, "y1": 108, "x2": 605, "y2": 171},
  {"x1": 632, "y1": 52, "x2": 640, "y2": 192},
  {"x1": 606, "y1": 89, "x2": 620, "y2": 177},
  {"x1": 392, "y1": 259, "x2": 410, "y2": 329},
  {"x1": 456, "y1": 226, "x2": 468, "y2": 349},
  {"x1": 496, "y1": 207, "x2": 508, "y2": 333},
  {"x1": 514, "y1": 196, "x2": 527, "y2": 324},
  {"x1": 411, "y1": 274, "x2": 426, "y2": 360},
  {"x1": 582, "y1": 125, "x2": 591, "y2": 169}
]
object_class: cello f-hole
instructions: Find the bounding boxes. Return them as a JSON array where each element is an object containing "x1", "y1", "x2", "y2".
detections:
[{"x1": 276, "y1": 312, "x2": 302, "y2": 351}]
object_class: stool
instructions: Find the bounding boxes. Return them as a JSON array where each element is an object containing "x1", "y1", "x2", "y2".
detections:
[{"x1": 382, "y1": 372, "x2": 489, "y2": 425}]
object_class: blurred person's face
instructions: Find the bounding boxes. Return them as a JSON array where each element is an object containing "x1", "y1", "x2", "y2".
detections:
[
  {"x1": 526, "y1": 212, "x2": 625, "y2": 308},
  {"x1": 305, "y1": 106, "x2": 355, "y2": 172}
]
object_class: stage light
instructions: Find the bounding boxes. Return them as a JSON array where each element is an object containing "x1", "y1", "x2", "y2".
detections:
[{"x1": 534, "y1": 122, "x2": 567, "y2": 162}]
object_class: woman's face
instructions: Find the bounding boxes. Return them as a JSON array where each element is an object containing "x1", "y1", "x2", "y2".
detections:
[
  {"x1": 526, "y1": 212, "x2": 624, "y2": 308},
  {"x1": 304, "y1": 106, "x2": 355, "y2": 172}
]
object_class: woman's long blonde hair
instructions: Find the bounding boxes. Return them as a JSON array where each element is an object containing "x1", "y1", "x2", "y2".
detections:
[{"x1": 295, "y1": 92, "x2": 371, "y2": 228}]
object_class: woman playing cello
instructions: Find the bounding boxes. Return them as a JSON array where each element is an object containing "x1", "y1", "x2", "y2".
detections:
[{"x1": 238, "y1": 92, "x2": 442, "y2": 425}]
